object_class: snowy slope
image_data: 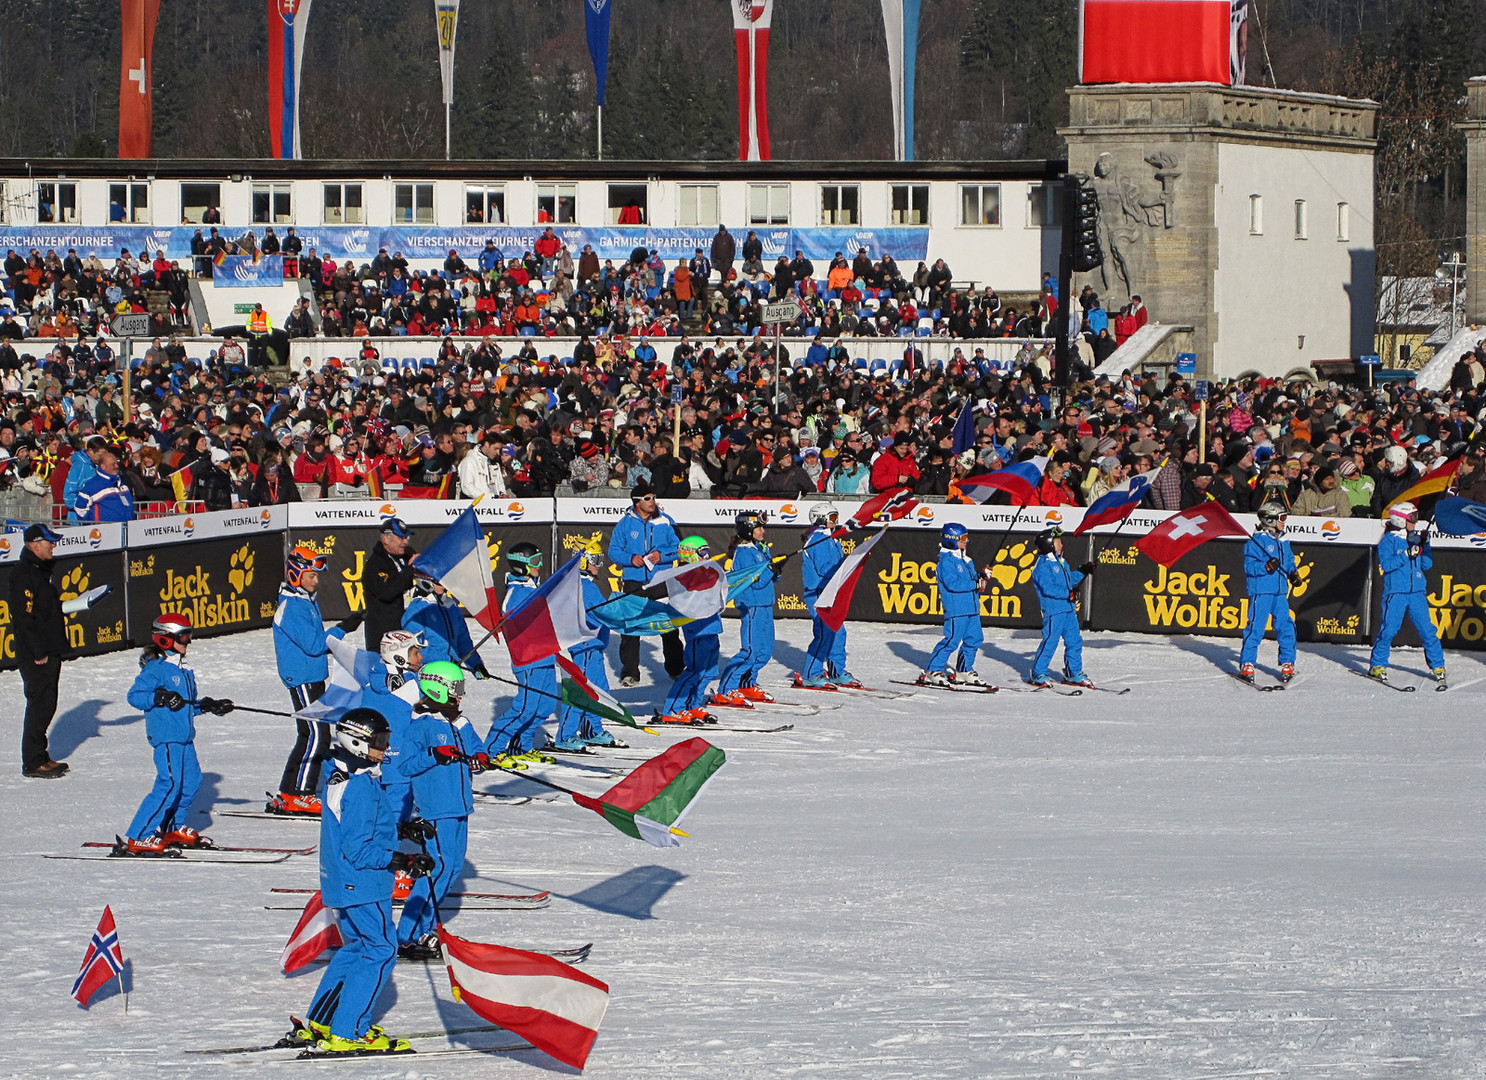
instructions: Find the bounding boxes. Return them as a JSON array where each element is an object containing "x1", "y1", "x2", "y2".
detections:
[{"x1": 2, "y1": 621, "x2": 1484, "y2": 1078}]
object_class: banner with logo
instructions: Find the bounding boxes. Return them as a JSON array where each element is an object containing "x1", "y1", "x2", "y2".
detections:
[
  {"x1": 0, "y1": 522, "x2": 125, "y2": 564},
  {"x1": 119, "y1": 0, "x2": 162, "y2": 158},
  {"x1": 0, "y1": 553, "x2": 128, "y2": 669},
  {"x1": 267, "y1": 0, "x2": 313, "y2": 159},
  {"x1": 435, "y1": 0, "x2": 460, "y2": 105},
  {"x1": 879, "y1": 0, "x2": 920, "y2": 161},
  {"x1": 126, "y1": 532, "x2": 283, "y2": 640},
  {"x1": 732, "y1": 0, "x2": 773, "y2": 160},
  {"x1": 584, "y1": 0, "x2": 612, "y2": 107},
  {"x1": 215, "y1": 254, "x2": 285, "y2": 287}
]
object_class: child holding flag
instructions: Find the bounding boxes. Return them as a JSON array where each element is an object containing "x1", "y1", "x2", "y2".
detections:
[
  {"x1": 1368, "y1": 500, "x2": 1447, "y2": 688},
  {"x1": 797, "y1": 503, "x2": 861, "y2": 689},
  {"x1": 714, "y1": 510, "x2": 778, "y2": 706},
  {"x1": 554, "y1": 542, "x2": 623, "y2": 750},
  {"x1": 919, "y1": 522, "x2": 986, "y2": 686},
  {"x1": 484, "y1": 543, "x2": 559, "y2": 763},
  {"x1": 1028, "y1": 526, "x2": 1095, "y2": 688},
  {"x1": 658, "y1": 536, "x2": 723, "y2": 723}
]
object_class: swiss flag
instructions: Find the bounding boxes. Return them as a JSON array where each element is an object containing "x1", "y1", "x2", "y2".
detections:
[
  {"x1": 119, "y1": 0, "x2": 161, "y2": 158},
  {"x1": 1134, "y1": 503, "x2": 1248, "y2": 568}
]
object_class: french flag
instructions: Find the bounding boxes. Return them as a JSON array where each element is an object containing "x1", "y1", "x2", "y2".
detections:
[
  {"x1": 502, "y1": 556, "x2": 598, "y2": 668},
  {"x1": 416, "y1": 506, "x2": 500, "y2": 631},
  {"x1": 1073, "y1": 474, "x2": 1151, "y2": 535},
  {"x1": 957, "y1": 457, "x2": 1048, "y2": 506}
]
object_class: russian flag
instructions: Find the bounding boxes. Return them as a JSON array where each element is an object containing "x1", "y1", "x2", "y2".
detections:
[
  {"x1": 956, "y1": 457, "x2": 1047, "y2": 506},
  {"x1": 502, "y1": 556, "x2": 598, "y2": 668},
  {"x1": 416, "y1": 506, "x2": 500, "y2": 631},
  {"x1": 1073, "y1": 474, "x2": 1151, "y2": 535}
]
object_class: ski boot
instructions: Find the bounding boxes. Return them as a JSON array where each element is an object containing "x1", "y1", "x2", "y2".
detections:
[
  {"x1": 1279, "y1": 663, "x2": 1295, "y2": 683},
  {"x1": 492, "y1": 751, "x2": 528, "y2": 771},
  {"x1": 113, "y1": 833, "x2": 175, "y2": 857},
  {"x1": 583, "y1": 730, "x2": 627, "y2": 749},
  {"x1": 1367, "y1": 664, "x2": 1388, "y2": 683},
  {"x1": 551, "y1": 737, "x2": 593, "y2": 754},
  {"x1": 162, "y1": 825, "x2": 214, "y2": 849},
  {"x1": 709, "y1": 689, "x2": 752, "y2": 708},
  {"x1": 654, "y1": 710, "x2": 695, "y2": 724},
  {"x1": 280, "y1": 1017, "x2": 330, "y2": 1048},
  {"x1": 832, "y1": 671, "x2": 865, "y2": 689},
  {"x1": 1238, "y1": 663, "x2": 1256, "y2": 684},
  {"x1": 267, "y1": 791, "x2": 322, "y2": 816},
  {"x1": 619, "y1": 675, "x2": 640, "y2": 688},
  {"x1": 397, "y1": 933, "x2": 443, "y2": 962},
  {"x1": 793, "y1": 672, "x2": 838, "y2": 691},
  {"x1": 313, "y1": 1031, "x2": 412, "y2": 1055},
  {"x1": 739, "y1": 685, "x2": 775, "y2": 704},
  {"x1": 917, "y1": 670, "x2": 952, "y2": 687},
  {"x1": 1433, "y1": 665, "x2": 1447, "y2": 689},
  {"x1": 1063, "y1": 672, "x2": 1096, "y2": 689},
  {"x1": 683, "y1": 707, "x2": 717, "y2": 724},
  {"x1": 1028, "y1": 673, "x2": 1056, "y2": 689},
  {"x1": 513, "y1": 748, "x2": 556, "y2": 765},
  {"x1": 954, "y1": 670, "x2": 987, "y2": 687}
]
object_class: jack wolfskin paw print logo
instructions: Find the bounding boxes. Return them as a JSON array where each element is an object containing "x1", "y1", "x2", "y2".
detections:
[
  {"x1": 988, "y1": 542, "x2": 1036, "y2": 591},
  {"x1": 59, "y1": 564, "x2": 89, "y2": 601},
  {"x1": 228, "y1": 545, "x2": 254, "y2": 594}
]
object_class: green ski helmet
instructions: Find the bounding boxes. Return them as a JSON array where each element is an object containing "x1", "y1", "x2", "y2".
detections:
[
  {"x1": 678, "y1": 535, "x2": 710, "y2": 564},
  {"x1": 418, "y1": 660, "x2": 467, "y2": 705}
]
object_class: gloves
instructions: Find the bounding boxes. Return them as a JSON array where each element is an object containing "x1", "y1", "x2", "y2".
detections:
[
  {"x1": 199, "y1": 697, "x2": 234, "y2": 716},
  {"x1": 467, "y1": 661, "x2": 491, "y2": 681},
  {"x1": 470, "y1": 752, "x2": 492, "y2": 774},
  {"x1": 397, "y1": 818, "x2": 438, "y2": 842},
  {"x1": 153, "y1": 688, "x2": 185, "y2": 710},
  {"x1": 1264, "y1": 558, "x2": 1280, "y2": 573},
  {"x1": 431, "y1": 744, "x2": 463, "y2": 766},
  {"x1": 389, "y1": 851, "x2": 436, "y2": 878},
  {"x1": 1287, "y1": 571, "x2": 1302, "y2": 587},
  {"x1": 1407, "y1": 544, "x2": 1421, "y2": 559},
  {"x1": 336, "y1": 612, "x2": 365, "y2": 633},
  {"x1": 1078, "y1": 562, "x2": 1095, "y2": 575}
]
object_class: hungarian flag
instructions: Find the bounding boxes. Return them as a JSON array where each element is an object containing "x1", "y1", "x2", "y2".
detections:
[
  {"x1": 846, "y1": 488, "x2": 919, "y2": 528},
  {"x1": 1074, "y1": 474, "x2": 1151, "y2": 534},
  {"x1": 502, "y1": 555, "x2": 598, "y2": 667},
  {"x1": 571, "y1": 737, "x2": 726, "y2": 847},
  {"x1": 1135, "y1": 503, "x2": 1248, "y2": 568},
  {"x1": 648, "y1": 556, "x2": 728, "y2": 620},
  {"x1": 280, "y1": 890, "x2": 343, "y2": 973},
  {"x1": 415, "y1": 506, "x2": 499, "y2": 630},
  {"x1": 441, "y1": 931, "x2": 610, "y2": 1070},
  {"x1": 118, "y1": 0, "x2": 161, "y2": 158},
  {"x1": 815, "y1": 527, "x2": 887, "y2": 631},
  {"x1": 956, "y1": 457, "x2": 1048, "y2": 506},
  {"x1": 732, "y1": 0, "x2": 774, "y2": 160},
  {"x1": 1386, "y1": 455, "x2": 1462, "y2": 517},
  {"x1": 72, "y1": 906, "x2": 126, "y2": 1006},
  {"x1": 555, "y1": 653, "x2": 641, "y2": 730},
  {"x1": 169, "y1": 462, "x2": 194, "y2": 504},
  {"x1": 1080, "y1": 0, "x2": 1235, "y2": 85},
  {"x1": 1433, "y1": 495, "x2": 1486, "y2": 536}
]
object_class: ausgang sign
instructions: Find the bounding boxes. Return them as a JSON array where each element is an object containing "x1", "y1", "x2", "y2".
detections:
[{"x1": 761, "y1": 299, "x2": 802, "y2": 325}]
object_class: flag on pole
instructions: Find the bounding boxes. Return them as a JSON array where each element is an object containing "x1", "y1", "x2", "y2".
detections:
[
  {"x1": 1073, "y1": 473, "x2": 1152, "y2": 534},
  {"x1": 949, "y1": 397, "x2": 975, "y2": 456},
  {"x1": 72, "y1": 906, "x2": 126, "y2": 1006},
  {"x1": 267, "y1": 0, "x2": 314, "y2": 159},
  {"x1": 1134, "y1": 503, "x2": 1248, "y2": 568},
  {"x1": 296, "y1": 633, "x2": 384, "y2": 722},
  {"x1": 846, "y1": 488, "x2": 919, "y2": 528},
  {"x1": 555, "y1": 654, "x2": 640, "y2": 730},
  {"x1": 364, "y1": 463, "x2": 383, "y2": 498},
  {"x1": 434, "y1": 0, "x2": 460, "y2": 106},
  {"x1": 1080, "y1": 0, "x2": 1234, "y2": 84},
  {"x1": 571, "y1": 736, "x2": 726, "y2": 847},
  {"x1": 169, "y1": 462, "x2": 194, "y2": 504},
  {"x1": 118, "y1": 0, "x2": 162, "y2": 158},
  {"x1": 815, "y1": 528, "x2": 888, "y2": 631},
  {"x1": 647, "y1": 556, "x2": 729, "y2": 620},
  {"x1": 1385, "y1": 454, "x2": 1462, "y2": 516},
  {"x1": 732, "y1": 0, "x2": 774, "y2": 160},
  {"x1": 441, "y1": 931, "x2": 610, "y2": 1070},
  {"x1": 1432, "y1": 495, "x2": 1486, "y2": 536},
  {"x1": 956, "y1": 457, "x2": 1048, "y2": 505},
  {"x1": 414, "y1": 506, "x2": 500, "y2": 631},
  {"x1": 280, "y1": 891, "x2": 343, "y2": 973},
  {"x1": 584, "y1": 0, "x2": 612, "y2": 107},
  {"x1": 879, "y1": 0, "x2": 921, "y2": 161},
  {"x1": 502, "y1": 555, "x2": 597, "y2": 668}
]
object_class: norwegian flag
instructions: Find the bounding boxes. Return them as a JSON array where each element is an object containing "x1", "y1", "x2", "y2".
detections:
[
  {"x1": 280, "y1": 890, "x2": 343, "y2": 973},
  {"x1": 846, "y1": 489, "x2": 919, "y2": 528},
  {"x1": 648, "y1": 556, "x2": 729, "y2": 620},
  {"x1": 1134, "y1": 503, "x2": 1248, "y2": 568},
  {"x1": 72, "y1": 906, "x2": 126, "y2": 1006}
]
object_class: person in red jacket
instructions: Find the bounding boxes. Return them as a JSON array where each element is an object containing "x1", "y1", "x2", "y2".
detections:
[
  {"x1": 1034, "y1": 451, "x2": 1079, "y2": 506},
  {"x1": 534, "y1": 228, "x2": 560, "y2": 275},
  {"x1": 870, "y1": 433, "x2": 921, "y2": 493}
]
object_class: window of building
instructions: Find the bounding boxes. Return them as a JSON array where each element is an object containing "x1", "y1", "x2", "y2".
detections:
[
  {"x1": 960, "y1": 184, "x2": 1001, "y2": 226},
  {"x1": 748, "y1": 183, "x2": 789, "y2": 226},
  {"x1": 536, "y1": 183, "x2": 577, "y2": 224},
  {"x1": 819, "y1": 184, "x2": 859, "y2": 226},
  {"x1": 1026, "y1": 184, "x2": 1062, "y2": 227},
  {"x1": 37, "y1": 181, "x2": 77, "y2": 224},
  {"x1": 393, "y1": 183, "x2": 434, "y2": 225},
  {"x1": 108, "y1": 182, "x2": 149, "y2": 224},
  {"x1": 0, "y1": 182, "x2": 7, "y2": 224},
  {"x1": 607, "y1": 183, "x2": 647, "y2": 225},
  {"x1": 1249, "y1": 194, "x2": 1263, "y2": 235},
  {"x1": 251, "y1": 182, "x2": 293, "y2": 224},
  {"x1": 1336, "y1": 202, "x2": 1350, "y2": 242},
  {"x1": 180, "y1": 183, "x2": 221, "y2": 224},
  {"x1": 1399, "y1": 343, "x2": 1412, "y2": 365},
  {"x1": 679, "y1": 184, "x2": 719, "y2": 228},
  {"x1": 890, "y1": 184, "x2": 929, "y2": 226},
  {"x1": 1293, "y1": 199, "x2": 1307, "y2": 240},
  {"x1": 323, "y1": 183, "x2": 363, "y2": 224},
  {"x1": 465, "y1": 185, "x2": 505, "y2": 224}
]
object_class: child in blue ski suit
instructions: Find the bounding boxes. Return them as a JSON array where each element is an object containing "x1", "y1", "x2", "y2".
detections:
[
  {"x1": 661, "y1": 536, "x2": 723, "y2": 721},
  {"x1": 401, "y1": 580, "x2": 489, "y2": 674},
  {"x1": 716, "y1": 510, "x2": 777, "y2": 704},
  {"x1": 554, "y1": 544, "x2": 620, "y2": 750},
  {"x1": 799, "y1": 504, "x2": 855, "y2": 687},
  {"x1": 485, "y1": 542, "x2": 558, "y2": 762},
  {"x1": 1239, "y1": 500, "x2": 1300, "y2": 682},
  {"x1": 922, "y1": 522, "x2": 986, "y2": 685},
  {"x1": 1029, "y1": 527, "x2": 1093, "y2": 687},
  {"x1": 1369, "y1": 500, "x2": 1446, "y2": 685}
]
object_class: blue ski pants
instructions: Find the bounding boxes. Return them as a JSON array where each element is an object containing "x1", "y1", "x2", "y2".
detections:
[
  {"x1": 927, "y1": 613, "x2": 984, "y2": 673},
  {"x1": 307, "y1": 899, "x2": 397, "y2": 1040},
  {"x1": 127, "y1": 741, "x2": 201, "y2": 840},
  {"x1": 397, "y1": 816, "x2": 467, "y2": 944},
  {"x1": 1031, "y1": 611, "x2": 1084, "y2": 680},
  {"x1": 557, "y1": 647, "x2": 612, "y2": 743},
  {"x1": 1240, "y1": 593, "x2": 1296, "y2": 666},
  {"x1": 803, "y1": 604, "x2": 846, "y2": 680},
  {"x1": 664, "y1": 633, "x2": 720, "y2": 714},
  {"x1": 718, "y1": 605, "x2": 775, "y2": 692},
  {"x1": 1370, "y1": 591, "x2": 1445, "y2": 670},
  {"x1": 486, "y1": 662, "x2": 557, "y2": 755}
]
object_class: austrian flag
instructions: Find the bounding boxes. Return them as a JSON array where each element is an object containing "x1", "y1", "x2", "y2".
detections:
[
  {"x1": 1135, "y1": 503, "x2": 1248, "y2": 567},
  {"x1": 279, "y1": 890, "x2": 343, "y2": 973}
]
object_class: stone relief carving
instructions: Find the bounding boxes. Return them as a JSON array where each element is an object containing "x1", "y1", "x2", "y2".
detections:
[{"x1": 1090, "y1": 151, "x2": 1181, "y2": 296}]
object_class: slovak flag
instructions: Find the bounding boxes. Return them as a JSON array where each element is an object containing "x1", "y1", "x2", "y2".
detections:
[
  {"x1": 416, "y1": 506, "x2": 500, "y2": 631},
  {"x1": 1074, "y1": 474, "x2": 1152, "y2": 535},
  {"x1": 72, "y1": 906, "x2": 126, "y2": 1006},
  {"x1": 1135, "y1": 503, "x2": 1248, "y2": 568},
  {"x1": 957, "y1": 457, "x2": 1048, "y2": 505},
  {"x1": 502, "y1": 555, "x2": 598, "y2": 668},
  {"x1": 648, "y1": 556, "x2": 729, "y2": 620},
  {"x1": 280, "y1": 890, "x2": 343, "y2": 974},
  {"x1": 815, "y1": 528, "x2": 888, "y2": 631}
]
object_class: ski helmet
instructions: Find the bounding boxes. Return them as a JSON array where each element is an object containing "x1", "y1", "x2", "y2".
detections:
[
  {"x1": 1382, "y1": 445, "x2": 1408, "y2": 474},
  {"x1": 418, "y1": 660, "x2": 466, "y2": 705},
  {"x1": 1035, "y1": 526, "x2": 1064, "y2": 555},
  {"x1": 336, "y1": 708, "x2": 391, "y2": 759},
  {"x1": 736, "y1": 509, "x2": 768, "y2": 537},
  {"x1": 809, "y1": 503, "x2": 839, "y2": 526},
  {"x1": 1387, "y1": 500, "x2": 1418, "y2": 530},
  {"x1": 379, "y1": 629, "x2": 427, "y2": 672},
  {"x1": 1257, "y1": 500, "x2": 1289, "y2": 530},
  {"x1": 679, "y1": 535, "x2": 710, "y2": 564},
  {"x1": 285, "y1": 544, "x2": 327, "y2": 589},
  {"x1": 941, "y1": 522, "x2": 969, "y2": 549},
  {"x1": 411, "y1": 576, "x2": 437, "y2": 597},
  {"x1": 152, "y1": 611, "x2": 192, "y2": 650},
  {"x1": 579, "y1": 539, "x2": 605, "y2": 574},
  {"x1": 508, "y1": 541, "x2": 542, "y2": 574}
]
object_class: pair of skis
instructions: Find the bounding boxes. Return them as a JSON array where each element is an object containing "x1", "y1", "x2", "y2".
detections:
[{"x1": 190, "y1": 1020, "x2": 530, "y2": 1058}]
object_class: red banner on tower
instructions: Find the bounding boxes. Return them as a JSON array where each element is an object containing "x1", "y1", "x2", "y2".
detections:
[
  {"x1": 732, "y1": 0, "x2": 773, "y2": 160},
  {"x1": 1079, "y1": 0, "x2": 1238, "y2": 85},
  {"x1": 118, "y1": 0, "x2": 161, "y2": 158}
]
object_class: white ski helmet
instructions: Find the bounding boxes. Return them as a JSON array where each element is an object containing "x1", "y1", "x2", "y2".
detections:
[
  {"x1": 379, "y1": 629, "x2": 427, "y2": 672},
  {"x1": 1257, "y1": 500, "x2": 1288, "y2": 530},
  {"x1": 1382, "y1": 444, "x2": 1408, "y2": 474},
  {"x1": 1387, "y1": 500, "x2": 1418, "y2": 530},
  {"x1": 809, "y1": 502, "x2": 839, "y2": 526}
]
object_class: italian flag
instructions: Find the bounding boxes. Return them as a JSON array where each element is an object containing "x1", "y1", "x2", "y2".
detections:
[
  {"x1": 555, "y1": 653, "x2": 640, "y2": 730},
  {"x1": 572, "y1": 737, "x2": 725, "y2": 847}
]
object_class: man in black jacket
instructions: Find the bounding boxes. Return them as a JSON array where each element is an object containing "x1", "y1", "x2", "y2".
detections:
[
  {"x1": 10, "y1": 523, "x2": 69, "y2": 778},
  {"x1": 363, "y1": 517, "x2": 417, "y2": 651}
]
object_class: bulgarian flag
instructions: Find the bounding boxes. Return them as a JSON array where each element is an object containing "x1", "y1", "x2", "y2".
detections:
[
  {"x1": 555, "y1": 653, "x2": 643, "y2": 731},
  {"x1": 571, "y1": 737, "x2": 725, "y2": 847}
]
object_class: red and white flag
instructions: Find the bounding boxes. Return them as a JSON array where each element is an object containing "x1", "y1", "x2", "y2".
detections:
[
  {"x1": 72, "y1": 906, "x2": 126, "y2": 1006},
  {"x1": 815, "y1": 528, "x2": 888, "y2": 631},
  {"x1": 119, "y1": 0, "x2": 162, "y2": 158},
  {"x1": 442, "y1": 930, "x2": 610, "y2": 1070},
  {"x1": 846, "y1": 489, "x2": 920, "y2": 529},
  {"x1": 280, "y1": 890, "x2": 343, "y2": 973},
  {"x1": 502, "y1": 555, "x2": 598, "y2": 668},
  {"x1": 1134, "y1": 503, "x2": 1248, "y2": 568},
  {"x1": 1080, "y1": 0, "x2": 1236, "y2": 85},
  {"x1": 649, "y1": 556, "x2": 729, "y2": 621},
  {"x1": 732, "y1": 0, "x2": 774, "y2": 160}
]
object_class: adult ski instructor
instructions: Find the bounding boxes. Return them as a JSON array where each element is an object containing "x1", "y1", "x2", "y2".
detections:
[
  {"x1": 362, "y1": 517, "x2": 418, "y2": 652},
  {"x1": 607, "y1": 481, "x2": 683, "y2": 687}
]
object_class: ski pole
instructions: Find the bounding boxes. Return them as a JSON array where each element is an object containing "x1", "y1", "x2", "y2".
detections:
[{"x1": 186, "y1": 700, "x2": 295, "y2": 718}]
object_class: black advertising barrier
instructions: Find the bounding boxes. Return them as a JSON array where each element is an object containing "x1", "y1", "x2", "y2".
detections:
[
  {"x1": 1087, "y1": 536, "x2": 1372, "y2": 644},
  {"x1": 1372, "y1": 545, "x2": 1486, "y2": 652},
  {"x1": 0, "y1": 552, "x2": 129, "y2": 670},
  {"x1": 125, "y1": 533, "x2": 284, "y2": 641}
]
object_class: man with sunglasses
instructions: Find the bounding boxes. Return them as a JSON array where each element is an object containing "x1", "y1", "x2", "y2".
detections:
[
  {"x1": 608, "y1": 480, "x2": 683, "y2": 687},
  {"x1": 363, "y1": 517, "x2": 418, "y2": 652}
]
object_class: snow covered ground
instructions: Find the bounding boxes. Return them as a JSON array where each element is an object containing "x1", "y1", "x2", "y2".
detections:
[{"x1": 3, "y1": 620, "x2": 1484, "y2": 1078}]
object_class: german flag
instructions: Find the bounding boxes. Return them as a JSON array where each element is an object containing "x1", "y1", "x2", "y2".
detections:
[
  {"x1": 212, "y1": 248, "x2": 227, "y2": 268},
  {"x1": 365, "y1": 463, "x2": 383, "y2": 499},
  {"x1": 436, "y1": 473, "x2": 454, "y2": 499},
  {"x1": 170, "y1": 462, "x2": 195, "y2": 505},
  {"x1": 1387, "y1": 454, "x2": 1461, "y2": 517}
]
